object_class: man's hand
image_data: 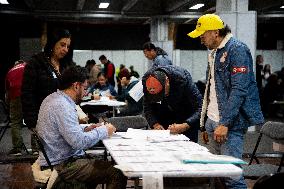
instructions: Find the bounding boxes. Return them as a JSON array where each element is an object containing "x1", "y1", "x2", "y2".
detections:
[
  {"x1": 214, "y1": 124, "x2": 228, "y2": 143},
  {"x1": 152, "y1": 123, "x2": 165, "y2": 130},
  {"x1": 93, "y1": 94, "x2": 100, "y2": 100},
  {"x1": 83, "y1": 123, "x2": 100, "y2": 132},
  {"x1": 168, "y1": 123, "x2": 190, "y2": 134},
  {"x1": 105, "y1": 123, "x2": 116, "y2": 137},
  {"x1": 201, "y1": 131, "x2": 209, "y2": 144}
]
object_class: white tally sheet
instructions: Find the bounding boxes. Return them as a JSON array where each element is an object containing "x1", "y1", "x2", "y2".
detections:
[
  {"x1": 103, "y1": 130, "x2": 243, "y2": 184},
  {"x1": 80, "y1": 98, "x2": 126, "y2": 107}
]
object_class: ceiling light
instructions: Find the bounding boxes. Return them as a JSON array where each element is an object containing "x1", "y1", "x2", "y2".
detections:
[
  {"x1": 189, "y1": 4, "x2": 204, "y2": 10},
  {"x1": 0, "y1": 0, "x2": 9, "y2": 4},
  {"x1": 99, "y1": 3, "x2": 109, "y2": 9}
]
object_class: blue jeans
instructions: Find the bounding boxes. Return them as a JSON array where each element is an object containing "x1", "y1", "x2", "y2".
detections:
[{"x1": 205, "y1": 118, "x2": 247, "y2": 189}]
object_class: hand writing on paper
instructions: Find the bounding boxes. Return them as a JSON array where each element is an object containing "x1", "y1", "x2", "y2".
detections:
[
  {"x1": 105, "y1": 123, "x2": 116, "y2": 137},
  {"x1": 214, "y1": 125, "x2": 228, "y2": 143},
  {"x1": 168, "y1": 123, "x2": 190, "y2": 134},
  {"x1": 93, "y1": 94, "x2": 100, "y2": 100}
]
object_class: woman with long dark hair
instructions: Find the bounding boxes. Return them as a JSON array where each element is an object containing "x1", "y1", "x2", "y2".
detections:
[{"x1": 22, "y1": 28, "x2": 74, "y2": 153}]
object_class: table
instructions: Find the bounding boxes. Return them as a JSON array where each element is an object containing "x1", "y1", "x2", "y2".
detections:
[
  {"x1": 81, "y1": 98, "x2": 126, "y2": 117},
  {"x1": 102, "y1": 130, "x2": 243, "y2": 189}
]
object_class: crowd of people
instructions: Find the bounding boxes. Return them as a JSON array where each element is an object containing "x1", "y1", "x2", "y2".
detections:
[{"x1": 3, "y1": 13, "x2": 278, "y2": 189}]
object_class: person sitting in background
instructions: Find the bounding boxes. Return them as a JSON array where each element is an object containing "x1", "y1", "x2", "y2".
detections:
[
  {"x1": 36, "y1": 65, "x2": 127, "y2": 188},
  {"x1": 115, "y1": 68, "x2": 143, "y2": 116},
  {"x1": 5, "y1": 60, "x2": 26, "y2": 156},
  {"x1": 142, "y1": 42, "x2": 172, "y2": 68},
  {"x1": 88, "y1": 72, "x2": 117, "y2": 100}
]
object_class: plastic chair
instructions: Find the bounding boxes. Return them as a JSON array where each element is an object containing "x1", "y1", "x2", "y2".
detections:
[
  {"x1": 106, "y1": 115, "x2": 149, "y2": 132},
  {"x1": 243, "y1": 121, "x2": 284, "y2": 179}
]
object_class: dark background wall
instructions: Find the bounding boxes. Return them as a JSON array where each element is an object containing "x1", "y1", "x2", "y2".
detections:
[
  {"x1": 175, "y1": 23, "x2": 284, "y2": 50},
  {"x1": 1, "y1": 15, "x2": 284, "y2": 100}
]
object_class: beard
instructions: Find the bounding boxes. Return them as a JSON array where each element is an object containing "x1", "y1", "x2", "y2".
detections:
[{"x1": 75, "y1": 91, "x2": 83, "y2": 105}]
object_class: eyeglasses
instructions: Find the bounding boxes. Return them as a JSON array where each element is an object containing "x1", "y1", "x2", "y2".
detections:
[
  {"x1": 75, "y1": 82, "x2": 88, "y2": 91},
  {"x1": 80, "y1": 84, "x2": 88, "y2": 91}
]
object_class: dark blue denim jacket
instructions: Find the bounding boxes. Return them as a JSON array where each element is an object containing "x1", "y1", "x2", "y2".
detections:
[{"x1": 206, "y1": 35, "x2": 264, "y2": 130}]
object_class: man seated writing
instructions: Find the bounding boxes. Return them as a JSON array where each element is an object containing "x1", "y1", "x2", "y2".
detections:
[{"x1": 36, "y1": 65, "x2": 127, "y2": 188}]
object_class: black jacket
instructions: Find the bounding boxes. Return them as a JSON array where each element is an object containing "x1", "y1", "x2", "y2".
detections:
[
  {"x1": 142, "y1": 65, "x2": 202, "y2": 142},
  {"x1": 21, "y1": 52, "x2": 74, "y2": 128}
]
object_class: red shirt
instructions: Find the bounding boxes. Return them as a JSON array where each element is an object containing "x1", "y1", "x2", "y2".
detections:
[{"x1": 5, "y1": 62, "x2": 26, "y2": 100}]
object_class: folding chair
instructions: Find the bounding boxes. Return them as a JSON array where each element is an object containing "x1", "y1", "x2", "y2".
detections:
[
  {"x1": 107, "y1": 115, "x2": 149, "y2": 132},
  {"x1": 243, "y1": 121, "x2": 284, "y2": 179},
  {"x1": 30, "y1": 128, "x2": 53, "y2": 189},
  {"x1": 31, "y1": 129, "x2": 105, "y2": 189}
]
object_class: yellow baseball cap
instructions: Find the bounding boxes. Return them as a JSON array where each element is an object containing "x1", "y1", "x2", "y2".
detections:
[{"x1": 188, "y1": 14, "x2": 225, "y2": 38}]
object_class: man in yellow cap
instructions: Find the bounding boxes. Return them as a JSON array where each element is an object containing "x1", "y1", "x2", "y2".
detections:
[{"x1": 188, "y1": 14, "x2": 264, "y2": 189}]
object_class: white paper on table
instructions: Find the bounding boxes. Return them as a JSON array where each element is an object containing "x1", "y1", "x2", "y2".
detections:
[
  {"x1": 143, "y1": 173, "x2": 163, "y2": 189},
  {"x1": 123, "y1": 128, "x2": 170, "y2": 140},
  {"x1": 115, "y1": 156, "x2": 174, "y2": 163},
  {"x1": 81, "y1": 99, "x2": 126, "y2": 106},
  {"x1": 128, "y1": 80, "x2": 144, "y2": 102},
  {"x1": 111, "y1": 151, "x2": 158, "y2": 157}
]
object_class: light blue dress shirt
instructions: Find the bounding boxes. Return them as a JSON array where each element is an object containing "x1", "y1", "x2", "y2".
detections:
[{"x1": 36, "y1": 90, "x2": 108, "y2": 166}]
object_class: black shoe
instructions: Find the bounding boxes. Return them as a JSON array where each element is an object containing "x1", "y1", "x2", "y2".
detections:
[{"x1": 8, "y1": 148, "x2": 22, "y2": 156}]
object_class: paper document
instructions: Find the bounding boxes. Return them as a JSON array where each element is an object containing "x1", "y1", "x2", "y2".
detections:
[
  {"x1": 128, "y1": 80, "x2": 144, "y2": 102},
  {"x1": 123, "y1": 128, "x2": 170, "y2": 140}
]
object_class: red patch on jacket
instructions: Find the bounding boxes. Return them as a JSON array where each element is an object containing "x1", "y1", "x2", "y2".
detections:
[{"x1": 232, "y1": 66, "x2": 247, "y2": 74}]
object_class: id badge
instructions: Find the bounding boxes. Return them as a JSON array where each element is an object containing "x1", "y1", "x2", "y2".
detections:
[{"x1": 52, "y1": 72, "x2": 57, "y2": 78}]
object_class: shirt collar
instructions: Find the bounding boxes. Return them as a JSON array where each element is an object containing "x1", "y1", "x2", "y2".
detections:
[
  {"x1": 217, "y1": 33, "x2": 233, "y2": 49},
  {"x1": 57, "y1": 90, "x2": 76, "y2": 108}
]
